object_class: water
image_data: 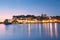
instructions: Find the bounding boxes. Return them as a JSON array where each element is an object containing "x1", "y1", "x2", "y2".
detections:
[{"x1": 0, "y1": 23, "x2": 60, "y2": 40}]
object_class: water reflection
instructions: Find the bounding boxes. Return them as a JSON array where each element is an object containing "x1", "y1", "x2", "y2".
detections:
[
  {"x1": 38, "y1": 24, "x2": 41, "y2": 37},
  {"x1": 0, "y1": 23, "x2": 59, "y2": 40},
  {"x1": 42, "y1": 23, "x2": 50, "y2": 35},
  {"x1": 0, "y1": 24, "x2": 6, "y2": 35},
  {"x1": 50, "y1": 23, "x2": 53, "y2": 37},
  {"x1": 28, "y1": 24, "x2": 31, "y2": 37},
  {"x1": 41, "y1": 23, "x2": 58, "y2": 38},
  {"x1": 54, "y1": 23, "x2": 58, "y2": 37}
]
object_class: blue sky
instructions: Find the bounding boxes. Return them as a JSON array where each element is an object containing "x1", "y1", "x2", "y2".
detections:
[{"x1": 0, "y1": 0, "x2": 60, "y2": 19}]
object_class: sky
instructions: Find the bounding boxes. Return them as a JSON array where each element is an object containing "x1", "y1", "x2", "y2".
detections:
[{"x1": 0, "y1": 0, "x2": 60, "y2": 19}]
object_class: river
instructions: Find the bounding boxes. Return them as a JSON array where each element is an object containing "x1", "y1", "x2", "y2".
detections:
[{"x1": 0, "y1": 23, "x2": 60, "y2": 40}]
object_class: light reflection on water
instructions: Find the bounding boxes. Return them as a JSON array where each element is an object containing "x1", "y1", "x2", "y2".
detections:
[
  {"x1": 0, "y1": 23, "x2": 59, "y2": 40},
  {"x1": 50, "y1": 23, "x2": 53, "y2": 37},
  {"x1": 54, "y1": 23, "x2": 58, "y2": 37}
]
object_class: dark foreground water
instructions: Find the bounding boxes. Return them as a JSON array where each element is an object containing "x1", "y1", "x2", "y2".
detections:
[{"x1": 0, "y1": 23, "x2": 60, "y2": 40}]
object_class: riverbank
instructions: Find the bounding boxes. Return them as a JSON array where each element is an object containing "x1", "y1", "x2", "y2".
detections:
[{"x1": 0, "y1": 19, "x2": 60, "y2": 24}]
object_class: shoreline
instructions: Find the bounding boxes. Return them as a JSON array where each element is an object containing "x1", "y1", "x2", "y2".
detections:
[
  {"x1": 0, "y1": 19, "x2": 60, "y2": 24},
  {"x1": 0, "y1": 21, "x2": 60, "y2": 24}
]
